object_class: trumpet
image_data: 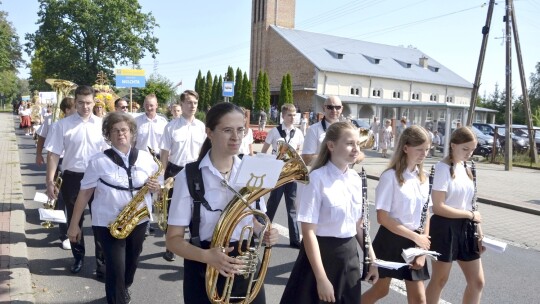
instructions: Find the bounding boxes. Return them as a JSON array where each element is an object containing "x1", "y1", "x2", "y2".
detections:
[
  {"x1": 42, "y1": 175, "x2": 63, "y2": 228},
  {"x1": 154, "y1": 177, "x2": 175, "y2": 231}
]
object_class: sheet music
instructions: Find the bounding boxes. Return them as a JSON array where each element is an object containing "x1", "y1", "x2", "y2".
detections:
[
  {"x1": 401, "y1": 247, "x2": 441, "y2": 264},
  {"x1": 482, "y1": 237, "x2": 507, "y2": 253},
  {"x1": 232, "y1": 155, "x2": 284, "y2": 189},
  {"x1": 373, "y1": 259, "x2": 409, "y2": 270},
  {"x1": 38, "y1": 208, "x2": 67, "y2": 223},
  {"x1": 34, "y1": 192, "x2": 49, "y2": 203}
]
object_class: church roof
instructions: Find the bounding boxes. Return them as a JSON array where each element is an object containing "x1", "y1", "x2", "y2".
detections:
[{"x1": 271, "y1": 25, "x2": 473, "y2": 89}]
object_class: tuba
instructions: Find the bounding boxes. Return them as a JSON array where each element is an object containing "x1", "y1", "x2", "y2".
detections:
[
  {"x1": 154, "y1": 177, "x2": 175, "y2": 231},
  {"x1": 206, "y1": 141, "x2": 309, "y2": 304},
  {"x1": 41, "y1": 174, "x2": 63, "y2": 228},
  {"x1": 109, "y1": 151, "x2": 163, "y2": 239},
  {"x1": 358, "y1": 127, "x2": 375, "y2": 149}
]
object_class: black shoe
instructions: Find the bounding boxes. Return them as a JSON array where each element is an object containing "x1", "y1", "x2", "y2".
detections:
[
  {"x1": 70, "y1": 259, "x2": 84, "y2": 273},
  {"x1": 163, "y1": 250, "x2": 176, "y2": 261}
]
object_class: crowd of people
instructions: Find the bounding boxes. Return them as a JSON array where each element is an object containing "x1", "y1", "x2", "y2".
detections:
[{"x1": 23, "y1": 86, "x2": 486, "y2": 304}]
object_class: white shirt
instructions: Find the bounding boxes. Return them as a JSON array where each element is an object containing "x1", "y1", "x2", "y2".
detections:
[
  {"x1": 168, "y1": 151, "x2": 266, "y2": 242},
  {"x1": 80, "y1": 148, "x2": 158, "y2": 227},
  {"x1": 44, "y1": 113, "x2": 106, "y2": 173},
  {"x1": 160, "y1": 116, "x2": 206, "y2": 167},
  {"x1": 302, "y1": 120, "x2": 331, "y2": 155},
  {"x1": 37, "y1": 115, "x2": 53, "y2": 138},
  {"x1": 376, "y1": 168, "x2": 430, "y2": 231},
  {"x1": 432, "y1": 161, "x2": 474, "y2": 210},
  {"x1": 297, "y1": 161, "x2": 363, "y2": 238},
  {"x1": 238, "y1": 128, "x2": 254, "y2": 155},
  {"x1": 371, "y1": 121, "x2": 380, "y2": 133},
  {"x1": 264, "y1": 124, "x2": 304, "y2": 153},
  {"x1": 135, "y1": 113, "x2": 168, "y2": 153}
]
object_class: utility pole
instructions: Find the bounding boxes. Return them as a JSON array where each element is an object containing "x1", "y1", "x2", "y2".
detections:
[
  {"x1": 503, "y1": 0, "x2": 513, "y2": 170},
  {"x1": 467, "y1": 0, "x2": 496, "y2": 126},
  {"x1": 510, "y1": 0, "x2": 539, "y2": 162}
]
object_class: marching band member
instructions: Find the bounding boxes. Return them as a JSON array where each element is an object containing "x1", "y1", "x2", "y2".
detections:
[
  {"x1": 159, "y1": 90, "x2": 206, "y2": 261},
  {"x1": 361, "y1": 125, "x2": 432, "y2": 304},
  {"x1": 67, "y1": 112, "x2": 160, "y2": 304},
  {"x1": 44, "y1": 85, "x2": 107, "y2": 276},
  {"x1": 425, "y1": 127, "x2": 485, "y2": 304},
  {"x1": 260, "y1": 103, "x2": 304, "y2": 248},
  {"x1": 281, "y1": 122, "x2": 378, "y2": 303},
  {"x1": 35, "y1": 97, "x2": 76, "y2": 251},
  {"x1": 166, "y1": 102, "x2": 278, "y2": 304}
]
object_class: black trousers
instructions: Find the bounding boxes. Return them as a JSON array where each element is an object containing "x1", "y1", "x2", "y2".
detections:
[
  {"x1": 62, "y1": 170, "x2": 104, "y2": 269},
  {"x1": 94, "y1": 224, "x2": 146, "y2": 304},
  {"x1": 55, "y1": 192, "x2": 68, "y2": 241},
  {"x1": 265, "y1": 182, "x2": 300, "y2": 244}
]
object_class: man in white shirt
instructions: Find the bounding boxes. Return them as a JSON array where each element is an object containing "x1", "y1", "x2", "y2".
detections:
[
  {"x1": 44, "y1": 85, "x2": 107, "y2": 276},
  {"x1": 135, "y1": 94, "x2": 168, "y2": 154},
  {"x1": 370, "y1": 116, "x2": 380, "y2": 151},
  {"x1": 261, "y1": 104, "x2": 304, "y2": 248},
  {"x1": 301, "y1": 96, "x2": 343, "y2": 165},
  {"x1": 159, "y1": 89, "x2": 206, "y2": 261}
]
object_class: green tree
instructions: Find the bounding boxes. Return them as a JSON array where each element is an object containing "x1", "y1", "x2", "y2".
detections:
[
  {"x1": 232, "y1": 67, "x2": 242, "y2": 104},
  {"x1": 0, "y1": 10, "x2": 23, "y2": 72},
  {"x1": 240, "y1": 72, "x2": 253, "y2": 110},
  {"x1": 254, "y1": 70, "x2": 264, "y2": 112},
  {"x1": 278, "y1": 75, "x2": 287, "y2": 108},
  {"x1": 25, "y1": 0, "x2": 159, "y2": 87},
  {"x1": 286, "y1": 73, "x2": 293, "y2": 104},
  {"x1": 194, "y1": 70, "x2": 203, "y2": 95},
  {"x1": 262, "y1": 72, "x2": 270, "y2": 113},
  {"x1": 133, "y1": 74, "x2": 174, "y2": 108},
  {"x1": 204, "y1": 71, "x2": 213, "y2": 110}
]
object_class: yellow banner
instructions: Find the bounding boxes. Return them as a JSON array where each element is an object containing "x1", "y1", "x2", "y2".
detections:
[{"x1": 115, "y1": 69, "x2": 145, "y2": 76}]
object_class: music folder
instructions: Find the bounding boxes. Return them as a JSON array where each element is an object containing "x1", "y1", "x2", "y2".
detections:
[
  {"x1": 38, "y1": 208, "x2": 67, "y2": 223},
  {"x1": 34, "y1": 192, "x2": 48, "y2": 203},
  {"x1": 482, "y1": 236, "x2": 507, "y2": 253},
  {"x1": 232, "y1": 154, "x2": 284, "y2": 189}
]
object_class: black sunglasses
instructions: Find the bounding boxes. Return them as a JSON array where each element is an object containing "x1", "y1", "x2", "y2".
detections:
[
  {"x1": 325, "y1": 105, "x2": 342, "y2": 111},
  {"x1": 120, "y1": 106, "x2": 128, "y2": 109}
]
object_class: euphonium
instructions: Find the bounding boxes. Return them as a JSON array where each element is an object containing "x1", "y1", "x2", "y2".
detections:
[
  {"x1": 109, "y1": 152, "x2": 163, "y2": 239},
  {"x1": 154, "y1": 177, "x2": 175, "y2": 231},
  {"x1": 206, "y1": 141, "x2": 309, "y2": 304},
  {"x1": 42, "y1": 175, "x2": 63, "y2": 229},
  {"x1": 358, "y1": 127, "x2": 375, "y2": 149}
]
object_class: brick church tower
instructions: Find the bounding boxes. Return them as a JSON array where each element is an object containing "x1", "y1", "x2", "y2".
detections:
[{"x1": 249, "y1": 0, "x2": 296, "y2": 83}]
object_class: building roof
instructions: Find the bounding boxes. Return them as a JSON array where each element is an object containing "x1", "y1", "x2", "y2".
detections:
[{"x1": 271, "y1": 26, "x2": 473, "y2": 89}]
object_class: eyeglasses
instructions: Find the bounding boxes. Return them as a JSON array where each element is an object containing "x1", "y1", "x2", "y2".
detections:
[
  {"x1": 111, "y1": 128, "x2": 130, "y2": 135},
  {"x1": 120, "y1": 106, "x2": 128, "y2": 109},
  {"x1": 325, "y1": 105, "x2": 342, "y2": 111},
  {"x1": 218, "y1": 127, "x2": 246, "y2": 137}
]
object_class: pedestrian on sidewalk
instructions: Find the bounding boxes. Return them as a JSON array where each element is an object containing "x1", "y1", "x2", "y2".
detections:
[
  {"x1": 380, "y1": 119, "x2": 393, "y2": 158},
  {"x1": 426, "y1": 127, "x2": 485, "y2": 304},
  {"x1": 361, "y1": 125, "x2": 432, "y2": 304}
]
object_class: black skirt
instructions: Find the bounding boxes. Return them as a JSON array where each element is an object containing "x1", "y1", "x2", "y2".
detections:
[
  {"x1": 280, "y1": 236, "x2": 361, "y2": 304},
  {"x1": 429, "y1": 214, "x2": 481, "y2": 262},
  {"x1": 372, "y1": 226, "x2": 430, "y2": 281},
  {"x1": 183, "y1": 241, "x2": 266, "y2": 304}
]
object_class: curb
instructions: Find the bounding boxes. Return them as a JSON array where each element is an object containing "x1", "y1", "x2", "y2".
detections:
[{"x1": 366, "y1": 174, "x2": 540, "y2": 216}]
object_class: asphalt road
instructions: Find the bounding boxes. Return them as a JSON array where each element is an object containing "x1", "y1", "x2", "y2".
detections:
[{"x1": 18, "y1": 133, "x2": 540, "y2": 303}]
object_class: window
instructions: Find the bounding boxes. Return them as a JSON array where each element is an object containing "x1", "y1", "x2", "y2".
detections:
[
  {"x1": 446, "y1": 96, "x2": 453, "y2": 103},
  {"x1": 355, "y1": 88, "x2": 360, "y2": 95},
  {"x1": 411, "y1": 92, "x2": 420, "y2": 100},
  {"x1": 430, "y1": 94, "x2": 437, "y2": 101},
  {"x1": 372, "y1": 89, "x2": 381, "y2": 97},
  {"x1": 351, "y1": 88, "x2": 354, "y2": 95},
  {"x1": 392, "y1": 90, "x2": 401, "y2": 99},
  {"x1": 350, "y1": 87, "x2": 361, "y2": 96}
]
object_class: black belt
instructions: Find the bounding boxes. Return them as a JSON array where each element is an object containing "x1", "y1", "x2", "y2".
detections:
[{"x1": 63, "y1": 170, "x2": 84, "y2": 178}]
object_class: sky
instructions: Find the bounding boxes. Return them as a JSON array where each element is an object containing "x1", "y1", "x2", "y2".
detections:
[{"x1": 2, "y1": 0, "x2": 540, "y2": 98}]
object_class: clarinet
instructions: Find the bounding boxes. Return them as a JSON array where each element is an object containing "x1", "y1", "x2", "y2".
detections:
[
  {"x1": 470, "y1": 161, "x2": 480, "y2": 247},
  {"x1": 417, "y1": 165, "x2": 435, "y2": 234},
  {"x1": 359, "y1": 167, "x2": 373, "y2": 281}
]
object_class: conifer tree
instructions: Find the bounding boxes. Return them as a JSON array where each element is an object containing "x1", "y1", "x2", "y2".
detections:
[
  {"x1": 204, "y1": 71, "x2": 213, "y2": 110},
  {"x1": 254, "y1": 70, "x2": 264, "y2": 112},
  {"x1": 279, "y1": 75, "x2": 287, "y2": 108}
]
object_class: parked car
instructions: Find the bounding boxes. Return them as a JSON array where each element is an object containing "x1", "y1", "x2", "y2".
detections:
[
  {"x1": 510, "y1": 124, "x2": 540, "y2": 154},
  {"x1": 473, "y1": 123, "x2": 529, "y2": 153},
  {"x1": 351, "y1": 119, "x2": 371, "y2": 130}
]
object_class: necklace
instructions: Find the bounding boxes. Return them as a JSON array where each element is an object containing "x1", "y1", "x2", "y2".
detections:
[{"x1": 219, "y1": 170, "x2": 230, "y2": 175}]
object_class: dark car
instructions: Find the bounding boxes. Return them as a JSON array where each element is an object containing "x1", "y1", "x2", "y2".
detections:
[
  {"x1": 473, "y1": 123, "x2": 529, "y2": 153},
  {"x1": 351, "y1": 119, "x2": 371, "y2": 130}
]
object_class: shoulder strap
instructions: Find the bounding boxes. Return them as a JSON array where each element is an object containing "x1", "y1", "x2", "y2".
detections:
[
  {"x1": 103, "y1": 148, "x2": 139, "y2": 196},
  {"x1": 277, "y1": 124, "x2": 295, "y2": 143},
  {"x1": 321, "y1": 118, "x2": 327, "y2": 131}
]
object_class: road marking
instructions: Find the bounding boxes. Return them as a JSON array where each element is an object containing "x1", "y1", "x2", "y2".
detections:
[{"x1": 272, "y1": 222, "x2": 452, "y2": 304}]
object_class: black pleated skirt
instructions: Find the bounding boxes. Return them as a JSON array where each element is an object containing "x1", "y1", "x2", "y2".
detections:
[
  {"x1": 429, "y1": 214, "x2": 480, "y2": 262},
  {"x1": 280, "y1": 236, "x2": 361, "y2": 304},
  {"x1": 372, "y1": 226, "x2": 430, "y2": 281}
]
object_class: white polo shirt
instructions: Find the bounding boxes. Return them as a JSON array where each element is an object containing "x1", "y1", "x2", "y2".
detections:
[
  {"x1": 264, "y1": 124, "x2": 304, "y2": 153},
  {"x1": 160, "y1": 116, "x2": 206, "y2": 167},
  {"x1": 44, "y1": 113, "x2": 106, "y2": 173},
  {"x1": 302, "y1": 120, "x2": 332, "y2": 155},
  {"x1": 238, "y1": 128, "x2": 254, "y2": 155},
  {"x1": 432, "y1": 161, "x2": 474, "y2": 211},
  {"x1": 135, "y1": 113, "x2": 168, "y2": 153},
  {"x1": 297, "y1": 161, "x2": 363, "y2": 238},
  {"x1": 80, "y1": 147, "x2": 158, "y2": 227},
  {"x1": 375, "y1": 168, "x2": 430, "y2": 231},
  {"x1": 168, "y1": 151, "x2": 266, "y2": 242},
  {"x1": 37, "y1": 115, "x2": 52, "y2": 137}
]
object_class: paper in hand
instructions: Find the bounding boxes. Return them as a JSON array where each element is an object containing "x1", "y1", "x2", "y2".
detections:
[
  {"x1": 401, "y1": 247, "x2": 441, "y2": 264},
  {"x1": 373, "y1": 259, "x2": 409, "y2": 270},
  {"x1": 34, "y1": 192, "x2": 49, "y2": 203},
  {"x1": 38, "y1": 208, "x2": 67, "y2": 223},
  {"x1": 482, "y1": 237, "x2": 507, "y2": 253}
]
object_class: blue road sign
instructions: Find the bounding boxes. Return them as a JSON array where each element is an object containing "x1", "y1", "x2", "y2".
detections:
[
  {"x1": 223, "y1": 81, "x2": 234, "y2": 97},
  {"x1": 115, "y1": 75, "x2": 146, "y2": 88}
]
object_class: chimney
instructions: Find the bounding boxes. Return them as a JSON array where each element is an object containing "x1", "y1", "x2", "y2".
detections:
[{"x1": 419, "y1": 56, "x2": 428, "y2": 68}]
